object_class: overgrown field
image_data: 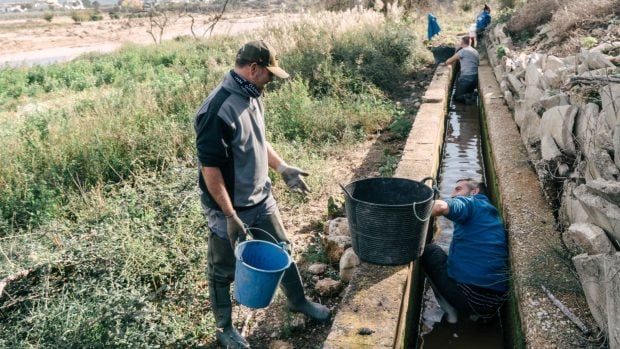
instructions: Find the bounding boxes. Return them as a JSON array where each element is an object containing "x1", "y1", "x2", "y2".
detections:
[{"x1": 0, "y1": 10, "x2": 432, "y2": 347}]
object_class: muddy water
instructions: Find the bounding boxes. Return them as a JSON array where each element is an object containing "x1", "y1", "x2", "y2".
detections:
[{"x1": 418, "y1": 93, "x2": 504, "y2": 348}]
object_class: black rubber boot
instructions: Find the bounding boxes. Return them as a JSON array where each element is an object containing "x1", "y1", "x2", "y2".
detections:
[
  {"x1": 280, "y1": 263, "x2": 331, "y2": 322},
  {"x1": 210, "y1": 285, "x2": 250, "y2": 349}
]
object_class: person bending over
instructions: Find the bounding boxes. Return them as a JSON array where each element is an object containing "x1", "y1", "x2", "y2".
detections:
[
  {"x1": 441, "y1": 36, "x2": 479, "y2": 105},
  {"x1": 420, "y1": 178, "x2": 509, "y2": 324}
]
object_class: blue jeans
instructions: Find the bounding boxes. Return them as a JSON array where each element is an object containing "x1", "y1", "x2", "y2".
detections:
[{"x1": 454, "y1": 74, "x2": 478, "y2": 103}]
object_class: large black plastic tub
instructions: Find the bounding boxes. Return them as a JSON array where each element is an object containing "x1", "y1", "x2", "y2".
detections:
[{"x1": 342, "y1": 177, "x2": 435, "y2": 265}]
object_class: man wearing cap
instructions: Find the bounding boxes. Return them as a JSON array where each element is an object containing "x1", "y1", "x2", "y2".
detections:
[{"x1": 194, "y1": 40, "x2": 330, "y2": 348}]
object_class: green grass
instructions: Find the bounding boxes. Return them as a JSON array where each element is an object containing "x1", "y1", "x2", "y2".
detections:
[{"x1": 0, "y1": 10, "x2": 432, "y2": 347}]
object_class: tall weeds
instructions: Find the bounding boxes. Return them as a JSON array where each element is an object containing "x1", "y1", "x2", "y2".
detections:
[
  {"x1": 0, "y1": 10, "x2": 429, "y2": 231},
  {"x1": 0, "y1": 10, "x2": 432, "y2": 347}
]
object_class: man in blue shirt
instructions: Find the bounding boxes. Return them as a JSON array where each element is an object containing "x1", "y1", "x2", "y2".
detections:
[
  {"x1": 421, "y1": 178, "x2": 509, "y2": 323},
  {"x1": 476, "y1": 5, "x2": 492, "y2": 34}
]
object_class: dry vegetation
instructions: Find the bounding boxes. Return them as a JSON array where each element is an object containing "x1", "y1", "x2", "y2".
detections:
[
  {"x1": 550, "y1": 0, "x2": 620, "y2": 40},
  {"x1": 507, "y1": 0, "x2": 620, "y2": 45},
  {"x1": 505, "y1": 0, "x2": 559, "y2": 35}
]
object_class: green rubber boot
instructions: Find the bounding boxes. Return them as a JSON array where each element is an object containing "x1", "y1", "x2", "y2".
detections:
[
  {"x1": 280, "y1": 263, "x2": 331, "y2": 321},
  {"x1": 210, "y1": 285, "x2": 250, "y2": 348}
]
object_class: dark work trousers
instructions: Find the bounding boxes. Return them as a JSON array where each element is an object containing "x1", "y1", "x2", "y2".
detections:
[
  {"x1": 453, "y1": 74, "x2": 478, "y2": 104},
  {"x1": 420, "y1": 243, "x2": 506, "y2": 318},
  {"x1": 206, "y1": 207, "x2": 291, "y2": 291}
]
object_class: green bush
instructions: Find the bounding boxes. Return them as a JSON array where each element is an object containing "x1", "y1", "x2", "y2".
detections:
[
  {"x1": 496, "y1": 7, "x2": 515, "y2": 23},
  {"x1": 580, "y1": 36, "x2": 598, "y2": 49},
  {"x1": 496, "y1": 44, "x2": 507, "y2": 59},
  {"x1": 90, "y1": 12, "x2": 104, "y2": 21},
  {"x1": 460, "y1": 0, "x2": 472, "y2": 12},
  {"x1": 70, "y1": 10, "x2": 89, "y2": 22},
  {"x1": 43, "y1": 12, "x2": 54, "y2": 22}
]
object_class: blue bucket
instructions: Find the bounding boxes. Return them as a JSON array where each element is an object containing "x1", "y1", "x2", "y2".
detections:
[{"x1": 234, "y1": 240, "x2": 292, "y2": 309}]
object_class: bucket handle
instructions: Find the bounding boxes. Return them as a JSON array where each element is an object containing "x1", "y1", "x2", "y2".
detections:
[
  {"x1": 339, "y1": 183, "x2": 352, "y2": 199},
  {"x1": 413, "y1": 177, "x2": 438, "y2": 222},
  {"x1": 242, "y1": 225, "x2": 294, "y2": 257}
]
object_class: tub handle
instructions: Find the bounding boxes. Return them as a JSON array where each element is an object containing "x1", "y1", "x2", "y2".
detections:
[
  {"x1": 413, "y1": 177, "x2": 438, "y2": 222},
  {"x1": 339, "y1": 183, "x2": 352, "y2": 199}
]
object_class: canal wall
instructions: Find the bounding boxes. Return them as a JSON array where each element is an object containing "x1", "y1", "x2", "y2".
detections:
[
  {"x1": 482, "y1": 23, "x2": 620, "y2": 347},
  {"x1": 478, "y1": 52, "x2": 599, "y2": 347},
  {"x1": 323, "y1": 64, "x2": 454, "y2": 348}
]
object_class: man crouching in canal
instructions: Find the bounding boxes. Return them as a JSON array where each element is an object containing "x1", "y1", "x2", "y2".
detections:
[{"x1": 421, "y1": 178, "x2": 509, "y2": 324}]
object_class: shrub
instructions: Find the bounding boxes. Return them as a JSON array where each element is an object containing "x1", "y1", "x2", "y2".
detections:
[
  {"x1": 496, "y1": 44, "x2": 507, "y2": 59},
  {"x1": 70, "y1": 10, "x2": 89, "y2": 22},
  {"x1": 43, "y1": 12, "x2": 54, "y2": 22},
  {"x1": 549, "y1": 0, "x2": 620, "y2": 40},
  {"x1": 580, "y1": 36, "x2": 598, "y2": 49},
  {"x1": 506, "y1": 0, "x2": 559, "y2": 34},
  {"x1": 109, "y1": 11, "x2": 120, "y2": 19},
  {"x1": 495, "y1": 6, "x2": 515, "y2": 24},
  {"x1": 90, "y1": 12, "x2": 104, "y2": 21},
  {"x1": 460, "y1": 0, "x2": 472, "y2": 12}
]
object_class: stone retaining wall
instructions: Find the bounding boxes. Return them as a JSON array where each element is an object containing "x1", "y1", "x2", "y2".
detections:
[{"x1": 482, "y1": 23, "x2": 619, "y2": 346}]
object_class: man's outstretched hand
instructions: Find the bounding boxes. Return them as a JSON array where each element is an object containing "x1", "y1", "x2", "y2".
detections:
[{"x1": 277, "y1": 164, "x2": 311, "y2": 196}]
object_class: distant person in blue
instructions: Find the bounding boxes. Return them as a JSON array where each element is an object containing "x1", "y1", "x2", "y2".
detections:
[
  {"x1": 421, "y1": 178, "x2": 509, "y2": 324},
  {"x1": 440, "y1": 36, "x2": 479, "y2": 105},
  {"x1": 476, "y1": 4, "x2": 492, "y2": 34},
  {"x1": 427, "y1": 13, "x2": 441, "y2": 41}
]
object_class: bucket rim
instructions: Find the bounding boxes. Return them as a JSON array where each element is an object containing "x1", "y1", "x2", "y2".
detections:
[
  {"x1": 235, "y1": 239, "x2": 292, "y2": 274},
  {"x1": 343, "y1": 176, "x2": 434, "y2": 208}
]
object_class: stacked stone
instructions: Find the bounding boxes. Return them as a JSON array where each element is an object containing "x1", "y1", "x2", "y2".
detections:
[{"x1": 485, "y1": 24, "x2": 620, "y2": 348}]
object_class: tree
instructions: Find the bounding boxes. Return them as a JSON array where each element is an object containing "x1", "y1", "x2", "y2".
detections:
[{"x1": 188, "y1": 0, "x2": 229, "y2": 39}]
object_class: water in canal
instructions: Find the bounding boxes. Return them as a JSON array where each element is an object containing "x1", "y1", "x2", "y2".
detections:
[{"x1": 418, "y1": 87, "x2": 504, "y2": 348}]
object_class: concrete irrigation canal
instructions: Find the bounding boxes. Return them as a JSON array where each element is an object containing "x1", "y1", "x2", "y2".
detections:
[
  {"x1": 323, "y1": 36, "x2": 614, "y2": 347},
  {"x1": 418, "y1": 67, "x2": 504, "y2": 348}
]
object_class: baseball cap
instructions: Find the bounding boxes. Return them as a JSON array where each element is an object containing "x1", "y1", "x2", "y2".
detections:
[{"x1": 236, "y1": 40, "x2": 290, "y2": 79}]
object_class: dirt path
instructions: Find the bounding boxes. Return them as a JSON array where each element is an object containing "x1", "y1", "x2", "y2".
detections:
[{"x1": 0, "y1": 12, "x2": 293, "y2": 66}]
